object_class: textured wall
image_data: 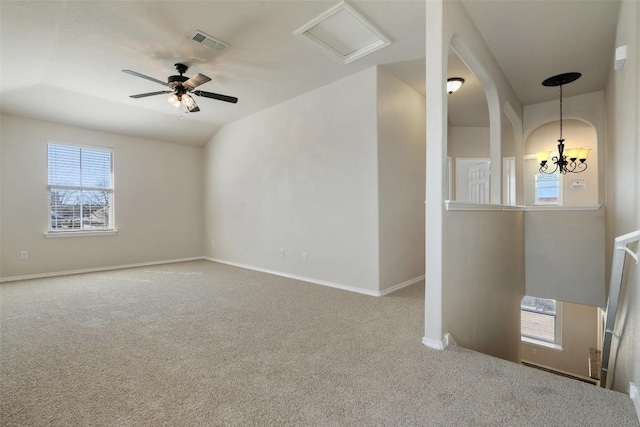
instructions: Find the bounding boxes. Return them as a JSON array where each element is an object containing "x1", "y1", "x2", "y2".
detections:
[
  {"x1": 376, "y1": 68, "x2": 426, "y2": 292},
  {"x1": 203, "y1": 68, "x2": 380, "y2": 292}
]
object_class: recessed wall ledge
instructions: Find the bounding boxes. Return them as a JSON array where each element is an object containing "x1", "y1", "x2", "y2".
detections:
[
  {"x1": 444, "y1": 201, "x2": 601, "y2": 212},
  {"x1": 44, "y1": 230, "x2": 117, "y2": 238},
  {"x1": 444, "y1": 201, "x2": 526, "y2": 211}
]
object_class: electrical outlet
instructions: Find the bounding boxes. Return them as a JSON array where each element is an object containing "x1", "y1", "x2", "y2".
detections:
[
  {"x1": 302, "y1": 251, "x2": 307, "y2": 261},
  {"x1": 211, "y1": 239, "x2": 215, "y2": 247},
  {"x1": 20, "y1": 250, "x2": 28, "y2": 260},
  {"x1": 280, "y1": 249, "x2": 286, "y2": 257}
]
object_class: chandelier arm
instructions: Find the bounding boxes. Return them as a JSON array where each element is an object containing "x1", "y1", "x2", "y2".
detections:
[
  {"x1": 539, "y1": 161, "x2": 559, "y2": 175},
  {"x1": 564, "y1": 159, "x2": 588, "y2": 174},
  {"x1": 573, "y1": 162, "x2": 588, "y2": 173}
]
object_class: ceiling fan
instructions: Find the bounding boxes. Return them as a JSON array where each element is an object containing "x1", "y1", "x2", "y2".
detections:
[{"x1": 122, "y1": 63, "x2": 238, "y2": 113}]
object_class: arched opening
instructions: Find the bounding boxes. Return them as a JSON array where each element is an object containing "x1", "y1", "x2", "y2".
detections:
[{"x1": 446, "y1": 48, "x2": 490, "y2": 203}]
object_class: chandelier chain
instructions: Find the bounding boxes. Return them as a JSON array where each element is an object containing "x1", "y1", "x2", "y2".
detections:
[{"x1": 559, "y1": 84, "x2": 563, "y2": 141}]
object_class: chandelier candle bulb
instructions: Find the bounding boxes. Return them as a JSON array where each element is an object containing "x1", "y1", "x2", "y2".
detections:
[
  {"x1": 578, "y1": 148, "x2": 591, "y2": 162},
  {"x1": 565, "y1": 148, "x2": 581, "y2": 161},
  {"x1": 537, "y1": 151, "x2": 551, "y2": 164}
]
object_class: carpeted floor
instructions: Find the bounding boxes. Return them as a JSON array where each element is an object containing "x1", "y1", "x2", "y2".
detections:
[{"x1": 1, "y1": 260, "x2": 638, "y2": 426}]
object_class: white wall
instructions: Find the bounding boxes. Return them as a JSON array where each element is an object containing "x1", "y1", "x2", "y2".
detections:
[
  {"x1": 376, "y1": 68, "x2": 426, "y2": 291},
  {"x1": 447, "y1": 126, "x2": 490, "y2": 158},
  {"x1": 203, "y1": 66, "x2": 426, "y2": 294},
  {"x1": 203, "y1": 68, "x2": 381, "y2": 292},
  {"x1": 424, "y1": 0, "x2": 525, "y2": 358},
  {"x1": 524, "y1": 91, "x2": 605, "y2": 205},
  {"x1": 525, "y1": 209, "x2": 606, "y2": 307},
  {"x1": 521, "y1": 302, "x2": 599, "y2": 380},
  {"x1": 524, "y1": 118, "x2": 599, "y2": 207},
  {"x1": 605, "y1": 0, "x2": 640, "y2": 395},
  {"x1": 443, "y1": 210, "x2": 525, "y2": 362},
  {"x1": 0, "y1": 114, "x2": 203, "y2": 279}
]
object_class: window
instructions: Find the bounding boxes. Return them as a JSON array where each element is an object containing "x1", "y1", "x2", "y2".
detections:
[
  {"x1": 521, "y1": 296, "x2": 562, "y2": 348},
  {"x1": 534, "y1": 172, "x2": 561, "y2": 205},
  {"x1": 48, "y1": 143, "x2": 113, "y2": 232}
]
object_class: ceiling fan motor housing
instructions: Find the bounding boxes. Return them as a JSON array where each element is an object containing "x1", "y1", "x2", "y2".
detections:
[
  {"x1": 168, "y1": 74, "x2": 189, "y2": 90},
  {"x1": 168, "y1": 63, "x2": 190, "y2": 90}
]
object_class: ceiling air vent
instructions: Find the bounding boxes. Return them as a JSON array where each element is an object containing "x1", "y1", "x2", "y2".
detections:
[{"x1": 191, "y1": 30, "x2": 229, "y2": 52}]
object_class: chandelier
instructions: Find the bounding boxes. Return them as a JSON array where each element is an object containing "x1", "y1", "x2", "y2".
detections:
[{"x1": 537, "y1": 72, "x2": 591, "y2": 174}]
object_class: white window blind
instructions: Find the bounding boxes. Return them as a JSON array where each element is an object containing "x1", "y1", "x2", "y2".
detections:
[
  {"x1": 521, "y1": 296, "x2": 558, "y2": 344},
  {"x1": 534, "y1": 172, "x2": 560, "y2": 205},
  {"x1": 48, "y1": 143, "x2": 113, "y2": 232}
]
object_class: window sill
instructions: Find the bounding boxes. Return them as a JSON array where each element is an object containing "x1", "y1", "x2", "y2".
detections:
[
  {"x1": 44, "y1": 230, "x2": 117, "y2": 238},
  {"x1": 522, "y1": 336, "x2": 563, "y2": 351},
  {"x1": 525, "y1": 205, "x2": 601, "y2": 211}
]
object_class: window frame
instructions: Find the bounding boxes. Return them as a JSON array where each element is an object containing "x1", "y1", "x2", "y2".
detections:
[
  {"x1": 534, "y1": 170, "x2": 563, "y2": 206},
  {"x1": 46, "y1": 141, "x2": 115, "y2": 237},
  {"x1": 521, "y1": 296, "x2": 563, "y2": 350}
]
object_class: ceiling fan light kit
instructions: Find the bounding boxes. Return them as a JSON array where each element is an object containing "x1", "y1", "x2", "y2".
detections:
[
  {"x1": 123, "y1": 63, "x2": 238, "y2": 113},
  {"x1": 537, "y1": 72, "x2": 590, "y2": 175}
]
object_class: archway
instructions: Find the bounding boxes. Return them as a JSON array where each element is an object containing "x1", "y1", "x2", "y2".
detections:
[{"x1": 446, "y1": 48, "x2": 490, "y2": 203}]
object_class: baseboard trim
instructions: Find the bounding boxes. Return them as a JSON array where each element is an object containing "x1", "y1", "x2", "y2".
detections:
[
  {"x1": 379, "y1": 275, "x2": 425, "y2": 296},
  {"x1": 204, "y1": 257, "x2": 390, "y2": 297},
  {"x1": 630, "y1": 383, "x2": 640, "y2": 423},
  {"x1": 0, "y1": 257, "x2": 204, "y2": 283},
  {"x1": 422, "y1": 335, "x2": 448, "y2": 350},
  {"x1": 521, "y1": 360, "x2": 596, "y2": 384},
  {"x1": 1, "y1": 256, "x2": 424, "y2": 299}
]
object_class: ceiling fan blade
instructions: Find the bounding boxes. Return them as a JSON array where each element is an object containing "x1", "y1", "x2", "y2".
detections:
[
  {"x1": 129, "y1": 91, "x2": 173, "y2": 99},
  {"x1": 183, "y1": 73, "x2": 212, "y2": 89},
  {"x1": 122, "y1": 70, "x2": 168, "y2": 86},
  {"x1": 193, "y1": 90, "x2": 238, "y2": 104}
]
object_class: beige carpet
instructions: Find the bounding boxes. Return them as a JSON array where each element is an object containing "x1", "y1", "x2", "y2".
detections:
[{"x1": 1, "y1": 260, "x2": 638, "y2": 426}]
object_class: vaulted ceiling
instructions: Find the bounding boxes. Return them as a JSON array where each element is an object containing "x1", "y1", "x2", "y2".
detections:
[{"x1": 0, "y1": 1, "x2": 621, "y2": 145}]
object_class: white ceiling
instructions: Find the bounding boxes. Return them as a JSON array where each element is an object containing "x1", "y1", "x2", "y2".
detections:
[
  {"x1": 462, "y1": 0, "x2": 620, "y2": 106},
  {"x1": 0, "y1": 1, "x2": 621, "y2": 145}
]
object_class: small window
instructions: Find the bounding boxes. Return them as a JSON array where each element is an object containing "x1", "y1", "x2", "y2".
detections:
[
  {"x1": 48, "y1": 143, "x2": 113, "y2": 232},
  {"x1": 535, "y1": 172, "x2": 561, "y2": 205},
  {"x1": 521, "y1": 296, "x2": 561, "y2": 347}
]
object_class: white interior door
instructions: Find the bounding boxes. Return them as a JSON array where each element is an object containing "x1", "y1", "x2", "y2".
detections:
[
  {"x1": 468, "y1": 163, "x2": 490, "y2": 203},
  {"x1": 456, "y1": 158, "x2": 490, "y2": 203}
]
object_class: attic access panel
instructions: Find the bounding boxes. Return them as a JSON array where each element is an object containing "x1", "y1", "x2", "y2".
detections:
[{"x1": 294, "y1": 2, "x2": 391, "y2": 64}]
